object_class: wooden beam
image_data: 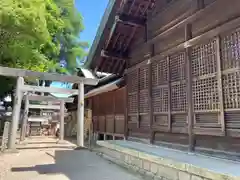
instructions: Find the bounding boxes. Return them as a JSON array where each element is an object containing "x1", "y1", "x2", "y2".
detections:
[
  {"x1": 216, "y1": 36, "x2": 225, "y2": 135},
  {"x1": 128, "y1": 16, "x2": 240, "y2": 75},
  {"x1": 29, "y1": 104, "x2": 60, "y2": 110},
  {"x1": 117, "y1": 14, "x2": 145, "y2": 27},
  {"x1": 101, "y1": 50, "x2": 127, "y2": 61},
  {"x1": 20, "y1": 85, "x2": 78, "y2": 95},
  {"x1": 148, "y1": 0, "x2": 218, "y2": 44},
  {"x1": 185, "y1": 24, "x2": 195, "y2": 151},
  {"x1": 0, "y1": 66, "x2": 98, "y2": 85},
  {"x1": 25, "y1": 95, "x2": 74, "y2": 103},
  {"x1": 105, "y1": 20, "x2": 117, "y2": 49}
]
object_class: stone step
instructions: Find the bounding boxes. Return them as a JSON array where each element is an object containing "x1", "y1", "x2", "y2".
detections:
[{"x1": 96, "y1": 140, "x2": 240, "y2": 180}]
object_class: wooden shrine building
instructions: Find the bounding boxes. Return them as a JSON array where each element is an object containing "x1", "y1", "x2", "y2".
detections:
[{"x1": 82, "y1": 0, "x2": 240, "y2": 157}]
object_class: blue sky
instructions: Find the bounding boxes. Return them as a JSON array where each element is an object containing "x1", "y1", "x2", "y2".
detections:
[
  {"x1": 75, "y1": 0, "x2": 109, "y2": 45},
  {"x1": 51, "y1": 0, "x2": 109, "y2": 97}
]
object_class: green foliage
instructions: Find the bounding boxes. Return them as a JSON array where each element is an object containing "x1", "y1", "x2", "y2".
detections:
[
  {"x1": 0, "y1": 0, "x2": 63, "y2": 71},
  {"x1": 56, "y1": 0, "x2": 89, "y2": 73},
  {"x1": 0, "y1": 0, "x2": 87, "y2": 98}
]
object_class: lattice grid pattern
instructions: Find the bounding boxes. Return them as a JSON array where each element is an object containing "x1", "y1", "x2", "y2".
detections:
[
  {"x1": 152, "y1": 58, "x2": 169, "y2": 85},
  {"x1": 192, "y1": 77, "x2": 219, "y2": 110},
  {"x1": 221, "y1": 29, "x2": 240, "y2": 70},
  {"x1": 170, "y1": 52, "x2": 186, "y2": 81},
  {"x1": 191, "y1": 39, "x2": 217, "y2": 77},
  {"x1": 128, "y1": 93, "x2": 138, "y2": 114},
  {"x1": 152, "y1": 61, "x2": 159, "y2": 87},
  {"x1": 171, "y1": 83, "x2": 187, "y2": 111},
  {"x1": 139, "y1": 90, "x2": 149, "y2": 113},
  {"x1": 139, "y1": 66, "x2": 149, "y2": 90},
  {"x1": 152, "y1": 86, "x2": 168, "y2": 112},
  {"x1": 223, "y1": 72, "x2": 240, "y2": 109},
  {"x1": 128, "y1": 70, "x2": 138, "y2": 93}
]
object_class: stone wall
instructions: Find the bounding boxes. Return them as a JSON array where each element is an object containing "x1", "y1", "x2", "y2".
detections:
[{"x1": 96, "y1": 141, "x2": 238, "y2": 180}]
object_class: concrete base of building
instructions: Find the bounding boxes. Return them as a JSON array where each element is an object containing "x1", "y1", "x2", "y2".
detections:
[{"x1": 96, "y1": 140, "x2": 240, "y2": 180}]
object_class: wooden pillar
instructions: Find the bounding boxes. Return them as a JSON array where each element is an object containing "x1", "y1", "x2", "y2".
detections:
[
  {"x1": 113, "y1": 92, "x2": 116, "y2": 135},
  {"x1": 149, "y1": 44, "x2": 154, "y2": 143},
  {"x1": 20, "y1": 95, "x2": 29, "y2": 141},
  {"x1": 59, "y1": 100, "x2": 65, "y2": 141},
  {"x1": 77, "y1": 81, "x2": 84, "y2": 147},
  {"x1": 185, "y1": 24, "x2": 195, "y2": 151},
  {"x1": 216, "y1": 36, "x2": 225, "y2": 135},
  {"x1": 124, "y1": 76, "x2": 129, "y2": 139},
  {"x1": 167, "y1": 56, "x2": 172, "y2": 132},
  {"x1": 137, "y1": 69, "x2": 140, "y2": 128},
  {"x1": 8, "y1": 77, "x2": 24, "y2": 150}
]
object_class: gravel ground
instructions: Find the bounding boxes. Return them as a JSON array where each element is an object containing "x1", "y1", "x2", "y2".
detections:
[{"x1": 0, "y1": 137, "x2": 144, "y2": 180}]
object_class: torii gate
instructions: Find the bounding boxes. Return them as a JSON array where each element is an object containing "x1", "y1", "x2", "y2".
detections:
[
  {"x1": 20, "y1": 95, "x2": 74, "y2": 142},
  {"x1": 0, "y1": 66, "x2": 98, "y2": 151}
]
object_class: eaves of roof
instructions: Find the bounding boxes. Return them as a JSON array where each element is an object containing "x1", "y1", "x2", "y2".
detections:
[{"x1": 84, "y1": 0, "x2": 117, "y2": 69}]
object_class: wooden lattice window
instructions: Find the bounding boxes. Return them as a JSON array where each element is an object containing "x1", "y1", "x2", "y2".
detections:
[
  {"x1": 221, "y1": 29, "x2": 240, "y2": 109},
  {"x1": 192, "y1": 77, "x2": 219, "y2": 111},
  {"x1": 152, "y1": 58, "x2": 169, "y2": 85},
  {"x1": 139, "y1": 66, "x2": 149, "y2": 90},
  {"x1": 223, "y1": 72, "x2": 240, "y2": 109},
  {"x1": 152, "y1": 61, "x2": 159, "y2": 87},
  {"x1": 171, "y1": 83, "x2": 187, "y2": 112},
  {"x1": 128, "y1": 93, "x2": 138, "y2": 114},
  {"x1": 152, "y1": 86, "x2": 168, "y2": 113},
  {"x1": 221, "y1": 29, "x2": 240, "y2": 70},
  {"x1": 170, "y1": 52, "x2": 186, "y2": 82},
  {"x1": 139, "y1": 90, "x2": 149, "y2": 113},
  {"x1": 191, "y1": 39, "x2": 217, "y2": 77},
  {"x1": 128, "y1": 70, "x2": 138, "y2": 93}
]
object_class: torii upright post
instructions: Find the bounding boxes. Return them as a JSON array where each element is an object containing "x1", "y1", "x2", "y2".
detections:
[
  {"x1": 59, "y1": 100, "x2": 65, "y2": 142},
  {"x1": 20, "y1": 94, "x2": 29, "y2": 141},
  {"x1": 8, "y1": 77, "x2": 24, "y2": 150},
  {"x1": 77, "y1": 81, "x2": 84, "y2": 147}
]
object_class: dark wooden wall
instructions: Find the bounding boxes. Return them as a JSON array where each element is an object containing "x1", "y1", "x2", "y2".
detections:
[
  {"x1": 91, "y1": 87, "x2": 126, "y2": 136},
  {"x1": 126, "y1": 0, "x2": 240, "y2": 154}
]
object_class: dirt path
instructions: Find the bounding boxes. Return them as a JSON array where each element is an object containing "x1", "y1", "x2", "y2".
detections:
[{"x1": 0, "y1": 137, "x2": 144, "y2": 180}]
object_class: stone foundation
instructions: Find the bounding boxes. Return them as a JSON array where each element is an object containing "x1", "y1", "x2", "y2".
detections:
[{"x1": 96, "y1": 141, "x2": 239, "y2": 180}]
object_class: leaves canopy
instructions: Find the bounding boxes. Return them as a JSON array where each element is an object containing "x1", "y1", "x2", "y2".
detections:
[{"x1": 0, "y1": 0, "x2": 87, "y2": 99}]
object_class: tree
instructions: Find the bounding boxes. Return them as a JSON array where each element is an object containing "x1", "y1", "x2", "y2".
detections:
[
  {"x1": 0, "y1": 0, "x2": 64, "y2": 71},
  {"x1": 55, "y1": 0, "x2": 89, "y2": 74},
  {"x1": 0, "y1": 0, "x2": 87, "y2": 98}
]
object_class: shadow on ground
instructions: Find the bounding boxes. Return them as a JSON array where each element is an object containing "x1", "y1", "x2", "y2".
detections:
[{"x1": 11, "y1": 149, "x2": 143, "y2": 180}]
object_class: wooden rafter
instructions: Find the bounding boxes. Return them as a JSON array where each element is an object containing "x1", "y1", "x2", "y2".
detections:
[
  {"x1": 123, "y1": 26, "x2": 137, "y2": 52},
  {"x1": 117, "y1": 15, "x2": 145, "y2": 27},
  {"x1": 101, "y1": 50, "x2": 127, "y2": 61}
]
